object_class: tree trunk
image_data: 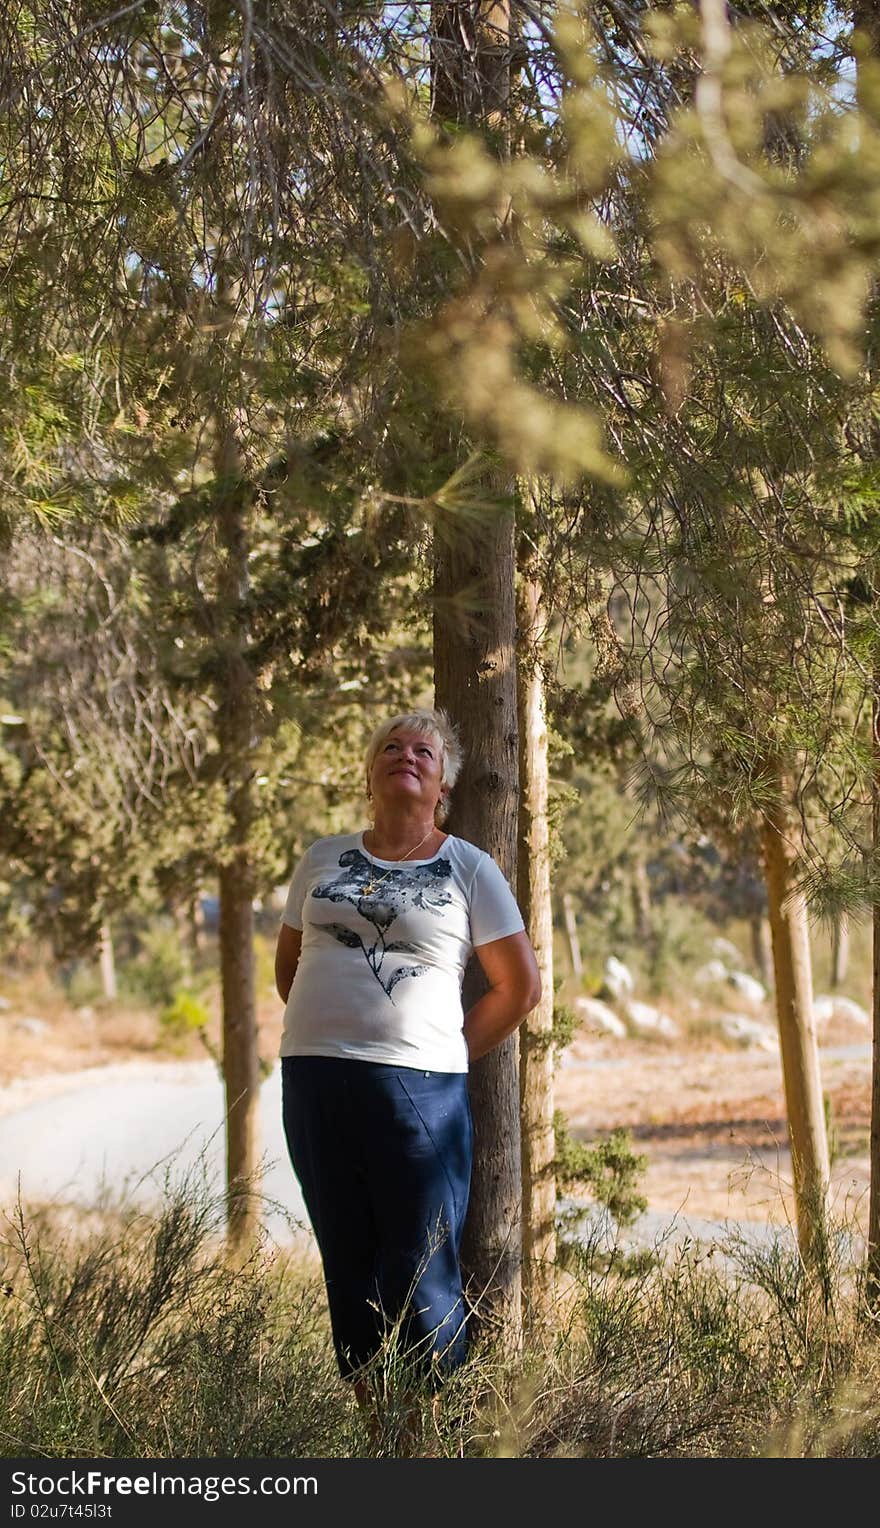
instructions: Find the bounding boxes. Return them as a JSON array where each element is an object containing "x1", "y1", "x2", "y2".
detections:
[
  {"x1": 98, "y1": 922, "x2": 116, "y2": 1001},
  {"x1": 215, "y1": 418, "x2": 260, "y2": 1251},
  {"x1": 434, "y1": 509, "x2": 521, "y2": 1353},
  {"x1": 171, "y1": 900, "x2": 194, "y2": 985},
  {"x1": 759, "y1": 759, "x2": 830, "y2": 1267},
  {"x1": 750, "y1": 912, "x2": 773, "y2": 987},
  {"x1": 431, "y1": 0, "x2": 512, "y2": 124},
  {"x1": 848, "y1": 3, "x2": 880, "y2": 1305},
  {"x1": 189, "y1": 892, "x2": 204, "y2": 961},
  {"x1": 830, "y1": 910, "x2": 849, "y2": 990},
  {"x1": 562, "y1": 891, "x2": 583, "y2": 981},
  {"x1": 516, "y1": 571, "x2": 556, "y2": 1330},
  {"x1": 631, "y1": 856, "x2": 652, "y2": 943},
  {"x1": 218, "y1": 849, "x2": 258, "y2": 1245},
  {"x1": 867, "y1": 664, "x2": 880, "y2": 1305},
  {"x1": 431, "y1": 0, "x2": 521, "y2": 1352}
]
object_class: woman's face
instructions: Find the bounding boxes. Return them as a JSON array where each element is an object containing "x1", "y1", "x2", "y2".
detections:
[{"x1": 369, "y1": 727, "x2": 446, "y2": 817}]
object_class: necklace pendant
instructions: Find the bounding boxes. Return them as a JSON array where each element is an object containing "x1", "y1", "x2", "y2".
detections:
[{"x1": 363, "y1": 882, "x2": 374, "y2": 896}]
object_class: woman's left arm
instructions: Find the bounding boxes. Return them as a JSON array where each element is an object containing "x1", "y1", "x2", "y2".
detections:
[{"x1": 464, "y1": 932, "x2": 542, "y2": 1063}]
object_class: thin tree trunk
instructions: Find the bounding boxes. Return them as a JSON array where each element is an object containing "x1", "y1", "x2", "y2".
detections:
[
  {"x1": 189, "y1": 892, "x2": 204, "y2": 961},
  {"x1": 215, "y1": 416, "x2": 260, "y2": 1251},
  {"x1": 750, "y1": 911, "x2": 773, "y2": 987},
  {"x1": 98, "y1": 922, "x2": 116, "y2": 1001},
  {"x1": 218, "y1": 849, "x2": 258, "y2": 1242},
  {"x1": 432, "y1": 0, "x2": 521, "y2": 1352},
  {"x1": 516, "y1": 571, "x2": 556, "y2": 1329},
  {"x1": 631, "y1": 856, "x2": 652, "y2": 943},
  {"x1": 849, "y1": 3, "x2": 880, "y2": 1305},
  {"x1": 867, "y1": 663, "x2": 880, "y2": 1304},
  {"x1": 759, "y1": 759, "x2": 830, "y2": 1267},
  {"x1": 562, "y1": 892, "x2": 583, "y2": 981},
  {"x1": 431, "y1": 0, "x2": 512, "y2": 122},
  {"x1": 172, "y1": 900, "x2": 194, "y2": 985},
  {"x1": 830, "y1": 910, "x2": 849, "y2": 989}
]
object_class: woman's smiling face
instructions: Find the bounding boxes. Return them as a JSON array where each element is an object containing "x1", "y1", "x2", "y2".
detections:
[{"x1": 369, "y1": 727, "x2": 446, "y2": 814}]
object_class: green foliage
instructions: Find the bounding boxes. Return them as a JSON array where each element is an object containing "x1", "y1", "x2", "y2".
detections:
[
  {"x1": 554, "y1": 1112, "x2": 648, "y2": 1228},
  {"x1": 252, "y1": 931, "x2": 279, "y2": 1004},
  {"x1": 159, "y1": 990, "x2": 210, "y2": 1038},
  {"x1": 638, "y1": 898, "x2": 727, "y2": 999},
  {"x1": 3, "y1": 1177, "x2": 879, "y2": 1459},
  {"x1": 61, "y1": 963, "x2": 104, "y2": 1009},
  {"x1": 550, "y1": 1000, "x2": 579, "y2": 1058},
  {"x1": 124, "y1": 924, "x2": 189, "y2": 1009},
  {"x1": 0, "y1": 1183, "x2": 346, "y2": 1458},
  {"x1": 3, "y1": 2, "x2": 880, "y2": 1355}
]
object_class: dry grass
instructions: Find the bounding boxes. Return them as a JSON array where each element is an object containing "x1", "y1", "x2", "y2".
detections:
[
  {"x1": 1, "y1": 1172, "x2": 880, "y2": 1460},
  {"x1": 0, "y1": 936, "x2": 284, "y2": 1087},
  {"x1": 1, "y1": 925, "x2": 878, "y2": 1458}
]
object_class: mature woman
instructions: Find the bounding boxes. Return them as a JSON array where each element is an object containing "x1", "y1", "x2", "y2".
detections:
[{"x1": 274, "y1": 706, "x2": 540, "y2": 1405}]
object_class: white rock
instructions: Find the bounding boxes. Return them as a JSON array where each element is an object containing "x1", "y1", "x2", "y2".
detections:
[
  {"x1": 573, "y1": 996, "x2": 627, "y2": 1038},
  {"x1": 13, "y1": 1017, "x2": 47, "y2": 1035},
  {"x1": 0, "y1": 996, "x2": 11, "y2": 1011},
  {"x1": 603, "y1": 955, "x2": 634, "y2": 1000},
  {"x1": 717, "y1": 1013, "x2": 778, "y2": 1052},
  {"x1": 710, "y1": 938, "x2": 742, "y2": 964},
  {"x1": 624, "y1": 999, "x2": 679, "y2": 1039},
  {"x1": 814, "y1": 994, "x2": 870, "y2": 1029},
  {"x1": 694, "y1": 959, "x2": 728, "y2": 984},
  {"x1": 727, "y1": 970, "x2": 766, "y2": 1007},
  {"x1": 831, "y1": 996, "x2": 870, "y2": 1028}
]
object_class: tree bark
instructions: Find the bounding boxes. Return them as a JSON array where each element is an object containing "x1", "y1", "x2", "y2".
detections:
[
  {"x1": 215, "y1": 419, "x2": 260, "y2": 1251},
  {"x1": 98, "y1": 922, "x2": 116, "y2": 1001},
  {"x1": 431, "y1": 0, "x2": 512, "y2": 124},
  {"x1": 830, "y1": 910, "x2": 849, "y2": 990},
  {"x1": 562, "y1": 892, "x2": 583, "y2": 981},
  {"x1": 867, "y1": 664, "x2": 880, "y2": 1305},
  {"x1": 434, "y1": 510, "x2": 521, "y2": 1353},
  {"x1": 431, "y1": 0, "x2": 522, "y2": 1352},
  {"x1": 562, "y1": 892, "x2": 583, "y2": 984},
  {"x1": 750, "y1": 912, "x2": 773, "y2": 987},
  {"x1": 849, "y1": 1, "x2": 880, "y2": 1305},
  {"x1": 631, "y1": 856, "x2": 652, "y2": 943},
  {"x1": 759, "y1": 759, "x2": 830, "y2": 1267},
  {"x1": 189, "y1": 892, "x2": 204, "y2": 961},
  {"x1": 516, "y1": 571, "x2": 556, "y2": 1330}
]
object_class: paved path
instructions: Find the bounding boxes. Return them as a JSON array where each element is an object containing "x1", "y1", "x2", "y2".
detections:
[
  {"x1": 0, "y1": 1059, "x2": 312, "y2": 1245},
  {"x1": 0, "y1": 1055, "x2": 867, "y2": 1266}
]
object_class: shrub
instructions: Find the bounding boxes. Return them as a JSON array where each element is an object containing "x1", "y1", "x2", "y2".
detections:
[
  {"x1": 122, "y1": 922, "x2": 189, "y2": 1008},
  {"x1": 159, "y1": 989, "x2": 211, "y2": 1038},
  {"x1": 554, "y1": 1112, "x2": 648, "y2": 1227}
]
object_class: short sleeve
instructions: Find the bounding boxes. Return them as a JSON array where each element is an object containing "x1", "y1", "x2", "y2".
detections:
[
  {"x1": 469, "y1": 852, "x2": 526, "y2": 947},
  {"x1": 282, "y1": 845, "x2": 314, "y2": 931}
]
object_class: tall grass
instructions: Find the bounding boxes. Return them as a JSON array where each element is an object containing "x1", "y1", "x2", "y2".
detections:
[{"x1": 1, "y1": 1175, "x2": 879, "y2": 1459}]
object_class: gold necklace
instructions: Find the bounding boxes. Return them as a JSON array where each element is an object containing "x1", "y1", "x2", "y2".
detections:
[{"x1": 362, "y1": 827, "x2": 436, "y2": 896}]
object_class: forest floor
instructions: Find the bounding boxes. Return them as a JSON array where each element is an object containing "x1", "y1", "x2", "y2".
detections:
[
  {"x1": 0, "y1": 964, "x2": 873, "y2": 1250},
  {"x1": 553, "y1": 1022, "x2": 872, "y2": 1247}
]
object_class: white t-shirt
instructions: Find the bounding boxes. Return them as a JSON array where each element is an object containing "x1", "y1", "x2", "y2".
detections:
[{"x1": 279, "y1": 831, "x2": 526, "y2": 1072}]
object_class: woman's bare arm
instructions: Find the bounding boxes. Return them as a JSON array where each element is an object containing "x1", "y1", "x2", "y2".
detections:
[
  {"x1": 275, "y1": 924, "x2": 303, "y2": 1003},
  {"x1": 464, "y1": 931, "x2": 541, "y2": 1063}
]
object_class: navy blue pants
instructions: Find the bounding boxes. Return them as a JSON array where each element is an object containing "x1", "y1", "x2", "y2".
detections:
[{"x1": 281, "y1": 1056, "x2": 473, "y2": 1386}]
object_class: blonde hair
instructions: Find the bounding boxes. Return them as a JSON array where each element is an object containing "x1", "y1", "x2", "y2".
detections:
[{"x1": 364, "y1": 708, "x2": 463, "y2": 824}]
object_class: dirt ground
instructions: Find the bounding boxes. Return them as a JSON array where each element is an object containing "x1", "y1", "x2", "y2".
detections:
[
  {"x1": 0, "y1": 976, "x2": 873, "y2": 1242},
  {"x1": 554, "y1": 1021, "x2": 873, "y2": 1240}
]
